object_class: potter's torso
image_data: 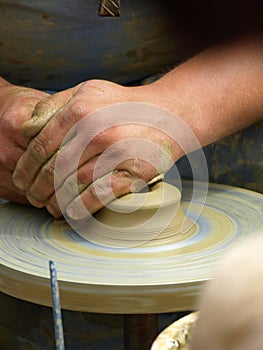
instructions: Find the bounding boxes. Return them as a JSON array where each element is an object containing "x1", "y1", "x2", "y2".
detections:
[{"x1": 0, "y1": 0, "x2": 195, "y2": 90}]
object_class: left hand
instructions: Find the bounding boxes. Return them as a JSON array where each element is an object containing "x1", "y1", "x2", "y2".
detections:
[
  {"x1": 13, "y1": 79, "x2": 181, "y2": 220},
  {"x1": 0, "y1": 78, "x2": 49, "y2": 203}
]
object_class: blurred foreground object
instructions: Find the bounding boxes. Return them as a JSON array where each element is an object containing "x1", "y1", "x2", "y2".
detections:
[{"x1": 191, "y1": 233, "x2": 263, "y2": 350}]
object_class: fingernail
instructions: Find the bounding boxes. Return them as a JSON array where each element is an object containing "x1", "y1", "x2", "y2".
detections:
[
  {"x1": 27, "y1": 194, "x2": 44, "y2": 208},
  {"x1": 12, "y1": 171, "x2": 24, "y2": 190},
  {"x1": 46, "y1": 205, "x2": 62, "y2": 218}
]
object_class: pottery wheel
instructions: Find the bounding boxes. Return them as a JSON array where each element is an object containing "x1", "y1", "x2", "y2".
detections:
[{"x1": 0, "y1": 181, "x2": 263, "y2": 313}]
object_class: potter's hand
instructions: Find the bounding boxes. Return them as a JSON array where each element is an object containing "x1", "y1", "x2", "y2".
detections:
[
  {"x1": 13, "y1": 80, "x2": 180, "y2": 219},
  {"x1": 0, "y1": 78, "x2": 48, "y2": 203}
]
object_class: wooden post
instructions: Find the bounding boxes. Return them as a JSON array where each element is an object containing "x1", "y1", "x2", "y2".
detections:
[{"x1": 123, "y1": 314, "x2": 158, "y2": 350}]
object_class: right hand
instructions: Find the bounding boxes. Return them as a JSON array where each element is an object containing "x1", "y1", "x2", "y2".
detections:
[
  {"x1": 12, "y1": 79, "x2": 181, "y2": 219},
  {"x1": 0, "y1": 78, "x2": 49, "y2": 203}
]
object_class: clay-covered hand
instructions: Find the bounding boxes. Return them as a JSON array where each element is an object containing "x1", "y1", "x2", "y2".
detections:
[
  {"x1": 13, "y1": 79, "x2": 181, "y2": 219},
  {"x1": 0, "y1": 78, "x2": 49, "y2": 203}
]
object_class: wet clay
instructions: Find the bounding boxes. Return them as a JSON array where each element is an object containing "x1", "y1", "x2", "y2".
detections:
[{"x1": 79, "y1": 181, "x2": 196, "y2": 248}]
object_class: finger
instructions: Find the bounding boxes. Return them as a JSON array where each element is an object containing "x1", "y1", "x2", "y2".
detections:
[
  {"x1": 27, "y1": 143, "x2": 157, "y2": 208},
  {"x1": 24, "y1": 141, "x2": 104, "y2": 208},
  {"x1": 26, "y1": 152, "x2": 92, "y2": 205},
  {"x1": 0, "y1": 188, "x2": 28, "y2": 204},
  {"x1": 23, "y1": 124, "x2": 116, "y2": 204},
  {"x1": 15, "y1": 96, "x2": 49, "y2": 147},
  {"x1": 0, "y1": 167, "x2": 28, "y2": 204},
  {"x1": 14, "y1": 103, "x2": 124, "y2": 193},
  {"x1": 65, "y1": 170, "x2": 149, "y2": 221},
  {"x1": 44, "y1": 157, "x2": 160, "y2": 219},
  {"x1": 20, "y1": 87, "x2": 76, "y2": 138},
  {"x1": 30, "y1": 150, "x2": 119, "y2": 215},
  {"x1": 13, "y1": 85, "x2": 100, "y2": 192},
  {"x1": 24, "y1": 151, "x2": 58, "y2": 206},
  {"x1": 41, "y1": 146, "x2": 161, "y2": 218},
  {"x1": 45, "y1": 193, "x2": 68, "y2": 218},
  {"x1": 44, "y1": 181, "x2": 88, "y2": 219},
  {"x1": 2, "y1": 93, "x2": 49, "y2": 149},
  {"x1": 13, "y1": 100, "x2": 79, "y2": 191}
]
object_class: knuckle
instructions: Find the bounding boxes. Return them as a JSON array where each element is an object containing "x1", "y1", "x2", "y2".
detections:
[
  {"x1": 130, "y1": 159, "x2": 155, "y2": 180},
  {"x1": 63, "y1": 175, "x2": 79, "y2": 196},
  {"x1": 66, "y1": 98, "x2": 88, "y2": 121},
  {"x1": 43, "y1": 158, "x2": 56, "y2": 181},
  {"x1": 118, "y1": 158, "x2": 142, "y2": 177},
  {"x1": 114, "y1": 169, "x2": 133, "y2": 181},
  {"x1": 88, "y1": 174, "x2": 115, "y2": 203},
  {"x1": 78, "y1": 167, "x2": 93, "y2": 185},
  {"x1": 117, "y1": 158, "x2": 157, "y2": 186},
  {"x1": 34, "y1": 95, "x2": 56, "y2": 112},
  {"x1": 28, "y1": 165, "x2": 56, "y2": 200},
  {"x1": 1, "y1": 111, "x2": 17, "y2": 134},
  {"x1": 90, "y1": 181, "x2": 107, "y2": 199},
  {"x1": 81, "y1": 79, "x2": 104, "y2": 91},
  {"x1": 111, "y1": 170, "x2": 135, "y2": 195},
  {"x1": 28, "y1": 137, "x2": 50, "y2": 162}
]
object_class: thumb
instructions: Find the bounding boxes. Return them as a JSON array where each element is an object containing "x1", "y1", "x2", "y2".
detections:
[{"x1": 20, "y1": 86, "x2": 77, "y2": 138}]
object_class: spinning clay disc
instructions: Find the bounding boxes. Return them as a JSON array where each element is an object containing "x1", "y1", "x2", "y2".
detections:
[{"x1": 0, "y1": 181, "x2": 262, "y2": 313}]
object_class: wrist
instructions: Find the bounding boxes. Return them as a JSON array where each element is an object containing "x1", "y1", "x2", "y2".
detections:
[{"x1": 123, "y1": 84, "x2": 189, "y2": 162}]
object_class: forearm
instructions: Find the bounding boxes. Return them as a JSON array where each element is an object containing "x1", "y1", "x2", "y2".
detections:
[
  {"x1": 148, "y1": 34, "x2": 263, "y2": 148},
  {"x1": 12, "y1": 33, "x2": 263, "y2": 216}
]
